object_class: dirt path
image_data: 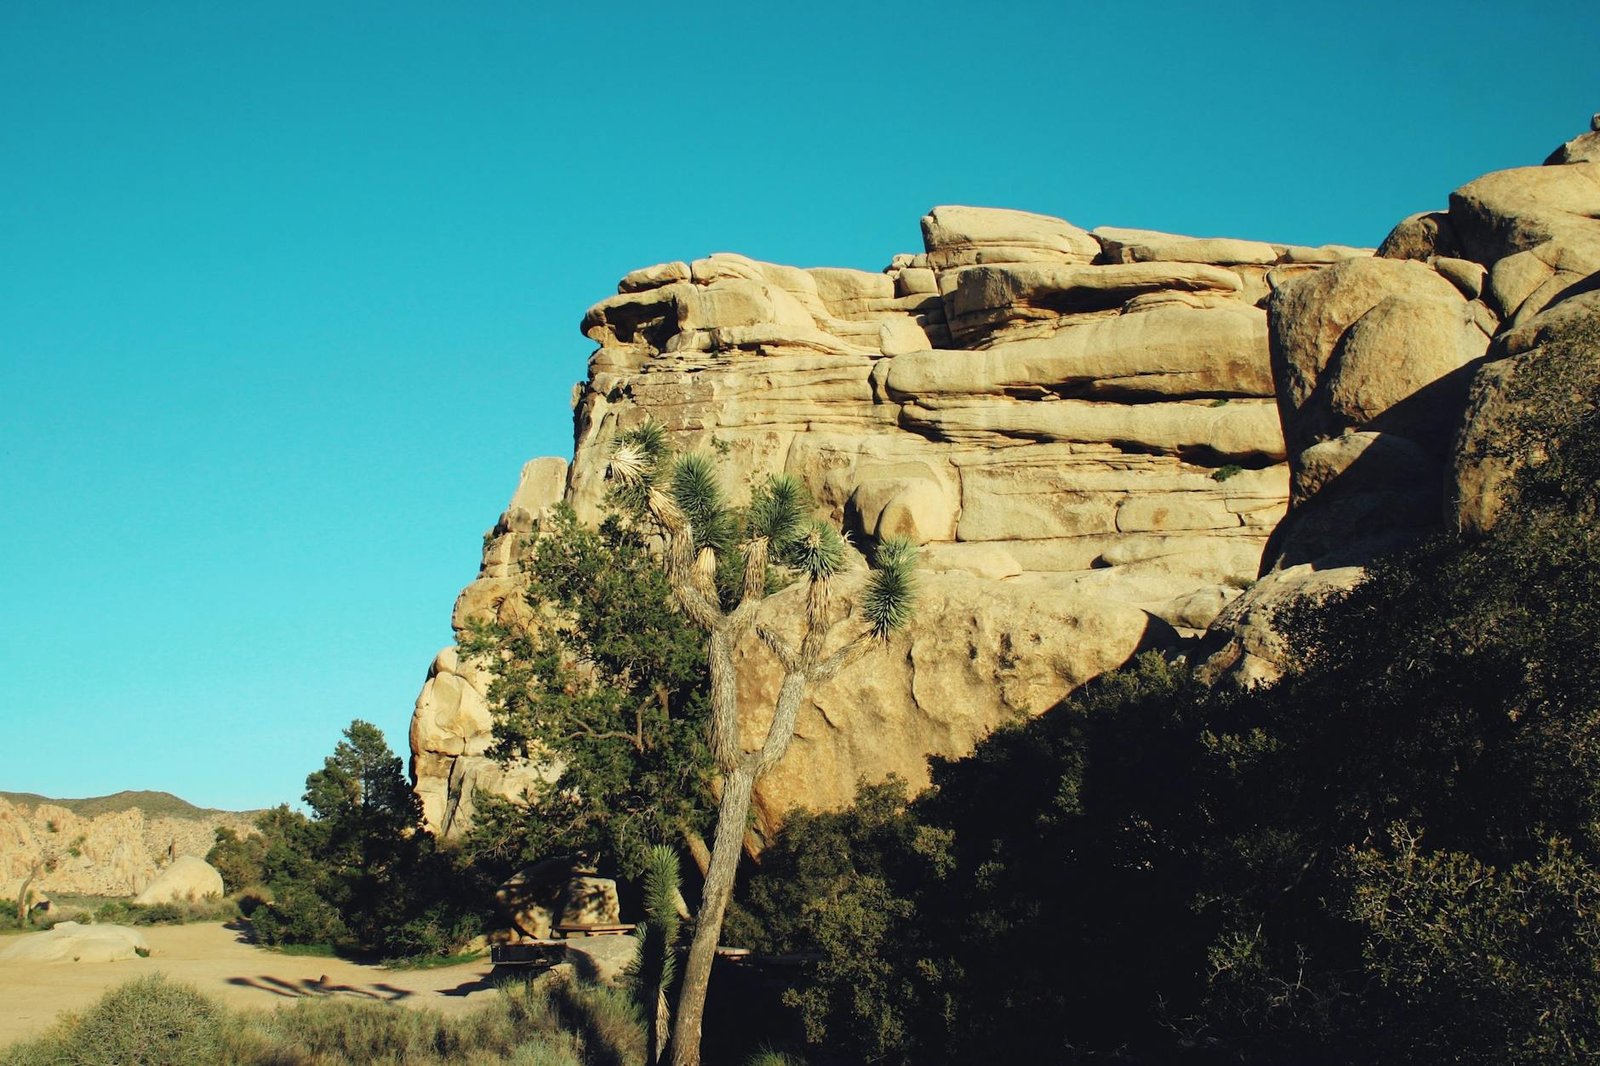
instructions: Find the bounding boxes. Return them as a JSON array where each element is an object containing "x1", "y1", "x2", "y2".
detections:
[{"x1": 0, "y1": 922, "x2": 504, "y2": 1048}]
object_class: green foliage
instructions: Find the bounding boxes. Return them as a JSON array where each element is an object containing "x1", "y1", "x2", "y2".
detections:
[
  {"x1": 1346, "y1": 829, "x2": 1600, "y2": 1064},
  {"x1": 92, "y1": 898, "x2": 240, "y2": 926},
  {"x1": 1, "y1": 974, "x2": 230, "y2": 1066},
  {"x1": 862, "y1": 538, "x2": 917, "y2": 638},
  {"x1": 628, "y1": 845, "x2": 683, "y2": 1064},
  {"x1": 243, "y1": 722, "x2": 484, "y2": 959},
  {"x1": 1211, "y1": 462, "x2": 1243, "y2": 481},
  {"x1": 746, "y1": 475, "x2": 809, "y2": 548},
  {"x1": 461, "y1": 504, "x2": 713, "y2": 881},
  {"x1": 0, "y1": 790, "x2": 238, "y2": 821},
  {"x1": 207, "y1": 826, "x2": 267, "y2": 893},
  {"x1": 670, "y1": 453, "x2": 735, "y2": 557},
  {"x1": 783, "y1": 520, "x2": 846, "y2": 581},
  {"x1": 738, "y1": 779, "x2": 953, "y2": 1065},
  {"x1": 607, "y1": 422, "x2": 671, "y2": 516},
  {"x1": 738, "y1": 323, "x2": 1600, "y2": 1063}
]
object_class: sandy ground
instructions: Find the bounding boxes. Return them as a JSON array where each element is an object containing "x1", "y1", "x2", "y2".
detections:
[{"x1": 0, "y1": 921, "x2": 505, "y2": 1048}]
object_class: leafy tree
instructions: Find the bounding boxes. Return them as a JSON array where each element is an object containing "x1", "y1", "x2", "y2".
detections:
[
  {"x1": 460, "y1": 504, "x2": 714, "y2": 881},
  {"x1": 604, "y1": 422, "x2": 918, "y2": 1066},
  {"x1": 737, "y1": 777, "x2": 954, "y2": 1064},
  {"x1": 247, "y1": 720, "x2": 483, "y2": 957},
  {"x1": 205, "y1": 826, "x2": 267, "y2": 893}
]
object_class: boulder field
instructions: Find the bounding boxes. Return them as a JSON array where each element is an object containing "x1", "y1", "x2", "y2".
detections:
[{"x1": 411, "y1": 116, "x2": 1600, "y2": 841}]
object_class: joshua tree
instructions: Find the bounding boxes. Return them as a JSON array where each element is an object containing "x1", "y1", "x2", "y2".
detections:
[{"x1": 607, "y1": 423, "x2": 917, "y2": 1066}]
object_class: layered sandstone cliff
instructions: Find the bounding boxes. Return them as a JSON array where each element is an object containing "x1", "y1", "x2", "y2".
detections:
[{"x1": 412, "y1": 115, "x2": 1600, "y2": 840}]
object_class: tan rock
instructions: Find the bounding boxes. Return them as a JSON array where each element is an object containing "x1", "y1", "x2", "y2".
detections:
[
  {"x1": 1448, "y1": 161, "x2": 1600, "y2": 277},
  {"x1": 133, "y1": 856, "x2": 224, "y2": 905},
  {"x1": 1487, "y1": 249, "x2": 1557, "y2": 319},
  {"x1": 921, "y1": 205, "x2": 1100, "y2": 270},
  {"x1": 885, "y1": 304, "x2": 1272, "y2": 401},
  {"x1": 1376, "y1": 211, "x2": 1459, "y2": 261},
  {"x1": 901, "y1": 396, "x2": 1285, "y2": 462},
  {"x1": 1450, "y1": 287, "x2": 1600, "y2": 534},
  {"x1": 1322, "y1": 293, "x2": 1489, "y2": 437},
  {"x1": 735, "y1": 570, "x2": 1177, "y2": 835},
  {"x1": 0, "y1": 922, "x2": 150, "y2": 964},
  {"x1": 941, "y1": 261, "x2": 1246, "y2": 343},
  {"x1": 1093, "y1": 227, "x2": 1279, "y2": 266},
  {"x1": 558, "y1": 876, "x2": 621, "y2": 928},
  {"x1": 497, "y1": 858, "x2": 580, "y2": 939},
  {"x1": 619, "y1": 261, "x2": 690, "y2": 293},
  {"x1": 1267, "y1": 256, "x2": 1466, "y2": 452},
  {"x1": 1545, "y1": 130, "x2": 1600, "y2": 165}
]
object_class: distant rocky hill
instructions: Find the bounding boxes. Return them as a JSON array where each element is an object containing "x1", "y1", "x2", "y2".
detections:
[
  {"x1": 0, "y1": 790, "x2": 241, "y2": 821},
  {"x1": 0, "y1": 792, "x2": 258, "y2": 898},
  {"x1": 410, "y1": 114, "x2": 1600, "y2": 841}
]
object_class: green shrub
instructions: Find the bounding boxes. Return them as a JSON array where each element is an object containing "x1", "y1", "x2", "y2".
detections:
[
  {"x1": 90, "y1": 898, "x2": 240, "y2": 926},
  {"x1": 249, "y1": 882, "x2": 349, "y2": 947},
  {"x1": 11, "y1": 974, "x2": 231, "y2": 1066}
]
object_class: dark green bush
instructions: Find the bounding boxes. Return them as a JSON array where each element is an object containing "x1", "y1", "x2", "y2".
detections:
[{"x1": 738, "y1": 311, "x2": 1600, "y2": 1063}]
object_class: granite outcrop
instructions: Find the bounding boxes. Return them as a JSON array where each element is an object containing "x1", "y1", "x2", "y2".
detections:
[{"x1": 411, "y1": 116, "x2": 1600, "y2": 839}]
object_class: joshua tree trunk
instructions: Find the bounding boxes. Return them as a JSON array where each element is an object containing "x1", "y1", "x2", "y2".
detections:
[
  {"x1": 670, "y1": 761, "x2": 757, "y2": 1065},
  {"x1": 606, "y1": 431, "x2": 916, "y2": 1066}
]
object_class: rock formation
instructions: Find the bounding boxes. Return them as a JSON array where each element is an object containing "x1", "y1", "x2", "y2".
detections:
[
  {"x1": 411, "y1": 116, "x2": 1599, "y2": 840},
  {"x1": 1201, "y1": 114, "x2": 1600, "y2": 683},
  {"x1": 0, "y1": 795, "x2": 253, "y2": 898}
]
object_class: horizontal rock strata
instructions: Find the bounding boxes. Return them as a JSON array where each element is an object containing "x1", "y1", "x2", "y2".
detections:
[
  {"x1": 406, "y1": 115, "x2": 1600, "y2": 834},
  {"x1": 414, "y1": 203, "x2": 1379, "y2": 836}
]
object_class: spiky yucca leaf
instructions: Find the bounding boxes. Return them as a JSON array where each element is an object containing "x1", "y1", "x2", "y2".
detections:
[
  {"x1": 747, "y1": 474, "x2": 810, "y2": 548},
  {"x1": 864, "y1": 536, "x2": 918, "y2": 637},
  {"x1": 792, "y1": 519, "x2": 847, "y2": 581},
  {"x1": 670, "y1": 453, "x2": 736, "y2": 557},
  {"x1": 628, "y1": 842, "x2": 682, "y2": 1064},
  {"x1": 607, "y1": 423, "x2": 670, "y2": 514}
]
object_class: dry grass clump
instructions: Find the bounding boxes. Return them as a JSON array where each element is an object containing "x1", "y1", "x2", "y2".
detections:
[{"x1": 0, "y1": 973, "x2": 643, "y2": 1066}]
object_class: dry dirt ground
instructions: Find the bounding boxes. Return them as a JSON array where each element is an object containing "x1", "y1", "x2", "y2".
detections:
[{"x1": 0, "y1": 921, "x2": 502, "y2": 1048}]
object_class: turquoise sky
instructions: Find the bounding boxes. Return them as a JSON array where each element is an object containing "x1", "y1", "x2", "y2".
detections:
[{"x1": 3, "y1": 1, "x2": 1597, "y2": 810}]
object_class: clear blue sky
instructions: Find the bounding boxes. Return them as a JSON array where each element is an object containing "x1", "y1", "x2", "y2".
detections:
[{"x1": 2, "y1": 1, "x2": 1596, "y2": 810}]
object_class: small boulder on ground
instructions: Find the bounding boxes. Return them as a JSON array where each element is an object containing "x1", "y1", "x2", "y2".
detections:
[
  {"x1": 132, "y1": 856, "x2": 224, "y2": 905},
  {"x1": 0, "y1": 922, "x2": 150, "y2": 963}
]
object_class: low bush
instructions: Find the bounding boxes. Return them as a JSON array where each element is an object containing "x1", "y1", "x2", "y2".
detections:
[
  {"x1": 93, "y1": 898, "x2": 240, "y2": 926},
  {"x1": 0, "y1": 973, "x2": 644, "y2": 1066}
]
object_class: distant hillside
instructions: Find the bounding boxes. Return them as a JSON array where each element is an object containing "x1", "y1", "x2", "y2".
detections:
[{"x1": 0, "y1": 789, "x2": 257, "y2": 820}]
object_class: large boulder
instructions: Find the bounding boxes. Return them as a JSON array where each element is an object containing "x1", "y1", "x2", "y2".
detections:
[
  {"x1": 133, "y1": 856, "x2": 224, "y2": 905},
  {"x1": 0, "y1": 922, "x2": 150, "y2": 964},
  {"x1": 1201, "y1": 114, "x2": 1600, "y2": 685}
]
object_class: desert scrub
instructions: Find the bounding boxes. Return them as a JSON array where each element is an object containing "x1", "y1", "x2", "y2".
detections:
[
  {"x1": 0, "y1": 973, "x2": 644, "y2": 1066},
  {"x1": 1, "y1": 974, "x2": 234, "y2": 1066},
  {"x1": 92, "y1": 898, "x2": 240, "y2": 926},
  {"x1": 1210, "y1": 463, "x2": 1244, "y2": 482}
]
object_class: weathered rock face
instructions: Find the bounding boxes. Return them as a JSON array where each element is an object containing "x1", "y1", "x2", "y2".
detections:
[
  {"x1": 412, "y1": 116, "x2": 1598, "y2": 834},
  {"x1": 1201, "y1": 119, "x2": 1600, "y2": 685},
  {"x1": 412, "y1": 205, "x2": 1375, "y2": 836},
  {"x1": 410, "y1": 458, "x2": 569, "y2": 838},
  {"x1": 0, "y1": 796, "x2": 253, "y2": 898}
]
